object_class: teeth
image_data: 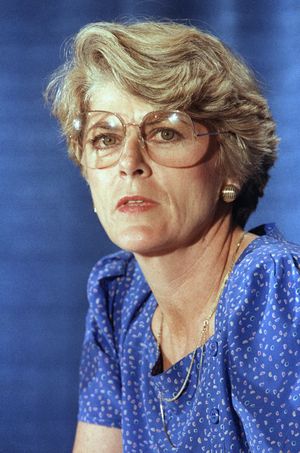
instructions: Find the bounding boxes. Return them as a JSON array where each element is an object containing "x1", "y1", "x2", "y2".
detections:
[{"x1": 127, "y1": 200, "x2": 144, "y2": 204}]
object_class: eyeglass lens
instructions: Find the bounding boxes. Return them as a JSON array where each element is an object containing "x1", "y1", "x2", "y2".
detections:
[{"x1": 81, "y1": 111, "x2": 211, "y2": 169}]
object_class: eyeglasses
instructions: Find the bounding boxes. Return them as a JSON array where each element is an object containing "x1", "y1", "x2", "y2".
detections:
[{"x1": 73, "y1": 110, "x2": 225, "y2": 169}]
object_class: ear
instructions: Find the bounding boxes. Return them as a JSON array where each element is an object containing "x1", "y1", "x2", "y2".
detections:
[
  {"x1": 223, "y1": 177, "x2": 241, "y2": 189},
  {"x1": 70, "y1": 137, "x2": 87, "y2": 179},
  {"x1": 70, "y1": 138, "x2": 82, "y2": 164}
]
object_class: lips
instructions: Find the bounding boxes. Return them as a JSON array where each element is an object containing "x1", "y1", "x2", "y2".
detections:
[{"x1": 116, "y1": 195, "x2": 157, "y2": 211}]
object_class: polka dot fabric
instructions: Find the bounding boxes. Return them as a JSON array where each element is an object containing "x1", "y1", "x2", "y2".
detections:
[{"x1": 78, "y1": 225, "x2": 300, "y2": 452}]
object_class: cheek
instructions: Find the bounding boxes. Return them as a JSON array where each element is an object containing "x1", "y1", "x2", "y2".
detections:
[
  {"x1": 174, "y1": 163, "x2": 221, "y2": 204},
  {"x1": 86, "y1": 172, "x2": 113, "y2": 215}
]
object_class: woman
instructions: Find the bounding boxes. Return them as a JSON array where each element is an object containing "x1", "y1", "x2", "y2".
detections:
[{"x1": 45, "y1": 21, "x2": 300, "y2": 452}]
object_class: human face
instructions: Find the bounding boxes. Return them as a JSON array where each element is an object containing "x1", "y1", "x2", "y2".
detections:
[{"x1": 85, "y1": 82, "x2": 224, "y2": 257}]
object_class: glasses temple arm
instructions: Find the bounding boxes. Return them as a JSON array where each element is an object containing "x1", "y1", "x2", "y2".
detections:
[{"x1": 195, "y1": 131, "x2": 231, "y2": 137}]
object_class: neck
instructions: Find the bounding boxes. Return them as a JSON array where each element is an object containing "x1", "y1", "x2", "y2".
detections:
[{"x1": 134, "y1": 215, "x2": 244, "y2": 364}]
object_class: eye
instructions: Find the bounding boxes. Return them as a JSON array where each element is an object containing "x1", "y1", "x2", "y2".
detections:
[
  {"x1": 91, "y1": 134, "x2": 119, "y2": 149},
  {"x1": 159, "y1": 129, "x2": 176, "y2": 141},
  {"x1": 148, "y1": 127, "x2": 181, "y2": 143}
]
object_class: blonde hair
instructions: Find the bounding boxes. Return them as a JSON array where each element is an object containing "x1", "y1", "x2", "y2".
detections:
[{"x1": 45, "y1": 21, "x2": 279, "y2": 226}]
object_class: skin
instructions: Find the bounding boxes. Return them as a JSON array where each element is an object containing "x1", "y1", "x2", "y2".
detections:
[
  {"x1": 86, "y1": 82, "x2": 228, "y2": 255},
  {"x1": 73, "y1": 423, "x2": 122, "y2": 453},
  {"x1": 73, "y1": 81, "x2": 255, "y2": 452}
]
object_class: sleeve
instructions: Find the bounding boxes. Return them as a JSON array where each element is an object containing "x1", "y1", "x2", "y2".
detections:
[
  {"x1": 77, "y1": 254, "x2": 129, "y2": 428},
  {"x1": 228, "y1": 251, "x2": 300, "y2": 452}
]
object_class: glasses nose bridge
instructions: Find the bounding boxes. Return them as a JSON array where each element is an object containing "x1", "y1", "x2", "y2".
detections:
[
  {"x1": 124, "y1": 121, "x2": 143, "y2": 136},
  {"x1": 123, "y1": 119, "x2": 144, "y2": 144}
]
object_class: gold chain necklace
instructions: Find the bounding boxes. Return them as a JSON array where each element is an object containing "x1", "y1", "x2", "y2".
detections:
[{"x1": 157, "y1": 231, "x2": 246, "y2": 448}]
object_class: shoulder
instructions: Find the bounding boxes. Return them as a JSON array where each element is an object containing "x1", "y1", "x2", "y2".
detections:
[
  {"x1": 225, "y1": 224, "x2": 300, "y2": 328},
  {"x1": 86, "y1": 250, "x2": 151, "y2": 335},
  {"x1": 235, "y1": 224, "x2": 300, "y2": 282},
  {"x1": 224, "y1": 226, "x2": 300, "y2": 356},
  {"x1": 88, "y1": 250, "x2": 135, "y2": 291},
  {"x1": 87, "y1": 248, "x2": 149, "y2": 304}
]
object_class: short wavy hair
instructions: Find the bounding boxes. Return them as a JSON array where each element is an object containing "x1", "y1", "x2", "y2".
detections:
[{"x1": 45, "y1": 21, "x2": 279, "y2": 227}]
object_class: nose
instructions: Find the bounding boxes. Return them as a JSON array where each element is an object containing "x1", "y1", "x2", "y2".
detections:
[{"x1": 118, "y1": 128, "x2": 151, "y2": 178}]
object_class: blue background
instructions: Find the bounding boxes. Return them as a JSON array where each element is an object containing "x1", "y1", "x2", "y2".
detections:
[{"x1": 1, "y1": 1, "x2": 299, "y2": 452}]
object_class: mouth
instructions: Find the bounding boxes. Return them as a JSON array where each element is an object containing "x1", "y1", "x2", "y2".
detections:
[{"x1": 116, "y1": 195, "x2": 157, "y2": 212}]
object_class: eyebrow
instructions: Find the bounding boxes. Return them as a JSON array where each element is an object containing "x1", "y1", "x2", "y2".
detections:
[{"x1": 85, "y1": 120, "x2": 123, "y2": 136}]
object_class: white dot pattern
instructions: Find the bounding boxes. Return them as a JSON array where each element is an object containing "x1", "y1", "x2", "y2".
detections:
[{"x1": 78, "y1": 225, "x2": 300, "y2": 452}]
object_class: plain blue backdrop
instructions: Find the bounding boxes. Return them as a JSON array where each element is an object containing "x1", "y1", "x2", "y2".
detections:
[{"x1": 1, "y1": 1, "x2": 299, "y2": 452}]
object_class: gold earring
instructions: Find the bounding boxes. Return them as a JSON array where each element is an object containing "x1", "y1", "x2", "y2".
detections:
[{"x1": 221, "y1": 184, "x2": 239, "y2": 203}]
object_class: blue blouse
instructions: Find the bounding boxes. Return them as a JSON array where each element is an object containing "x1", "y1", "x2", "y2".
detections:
[{"x1": 78, "y1": 225, "x2": 300, "y2": 452}]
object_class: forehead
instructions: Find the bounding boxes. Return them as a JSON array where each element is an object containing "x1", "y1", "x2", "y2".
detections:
[{"x1": 88, "y1": 81, "x2": 156, "y2": 122}]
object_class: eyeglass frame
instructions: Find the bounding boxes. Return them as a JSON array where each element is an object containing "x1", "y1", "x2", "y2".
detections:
[{"x1": 73, "y1": 109, "x2": 229, "y2": 169}]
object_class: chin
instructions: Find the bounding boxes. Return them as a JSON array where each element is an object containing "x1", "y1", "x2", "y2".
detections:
[{"x1": 108, "y1": 226, "x2": 169, "y2": 256}]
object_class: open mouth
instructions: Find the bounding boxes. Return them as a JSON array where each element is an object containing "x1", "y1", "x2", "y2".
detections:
[
  {"x1": 125, "y1": 200, "x2": 145, "y2": 205},
  {"x1": 116, "y1": 196, "x2": 157, "y2": 211}
]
